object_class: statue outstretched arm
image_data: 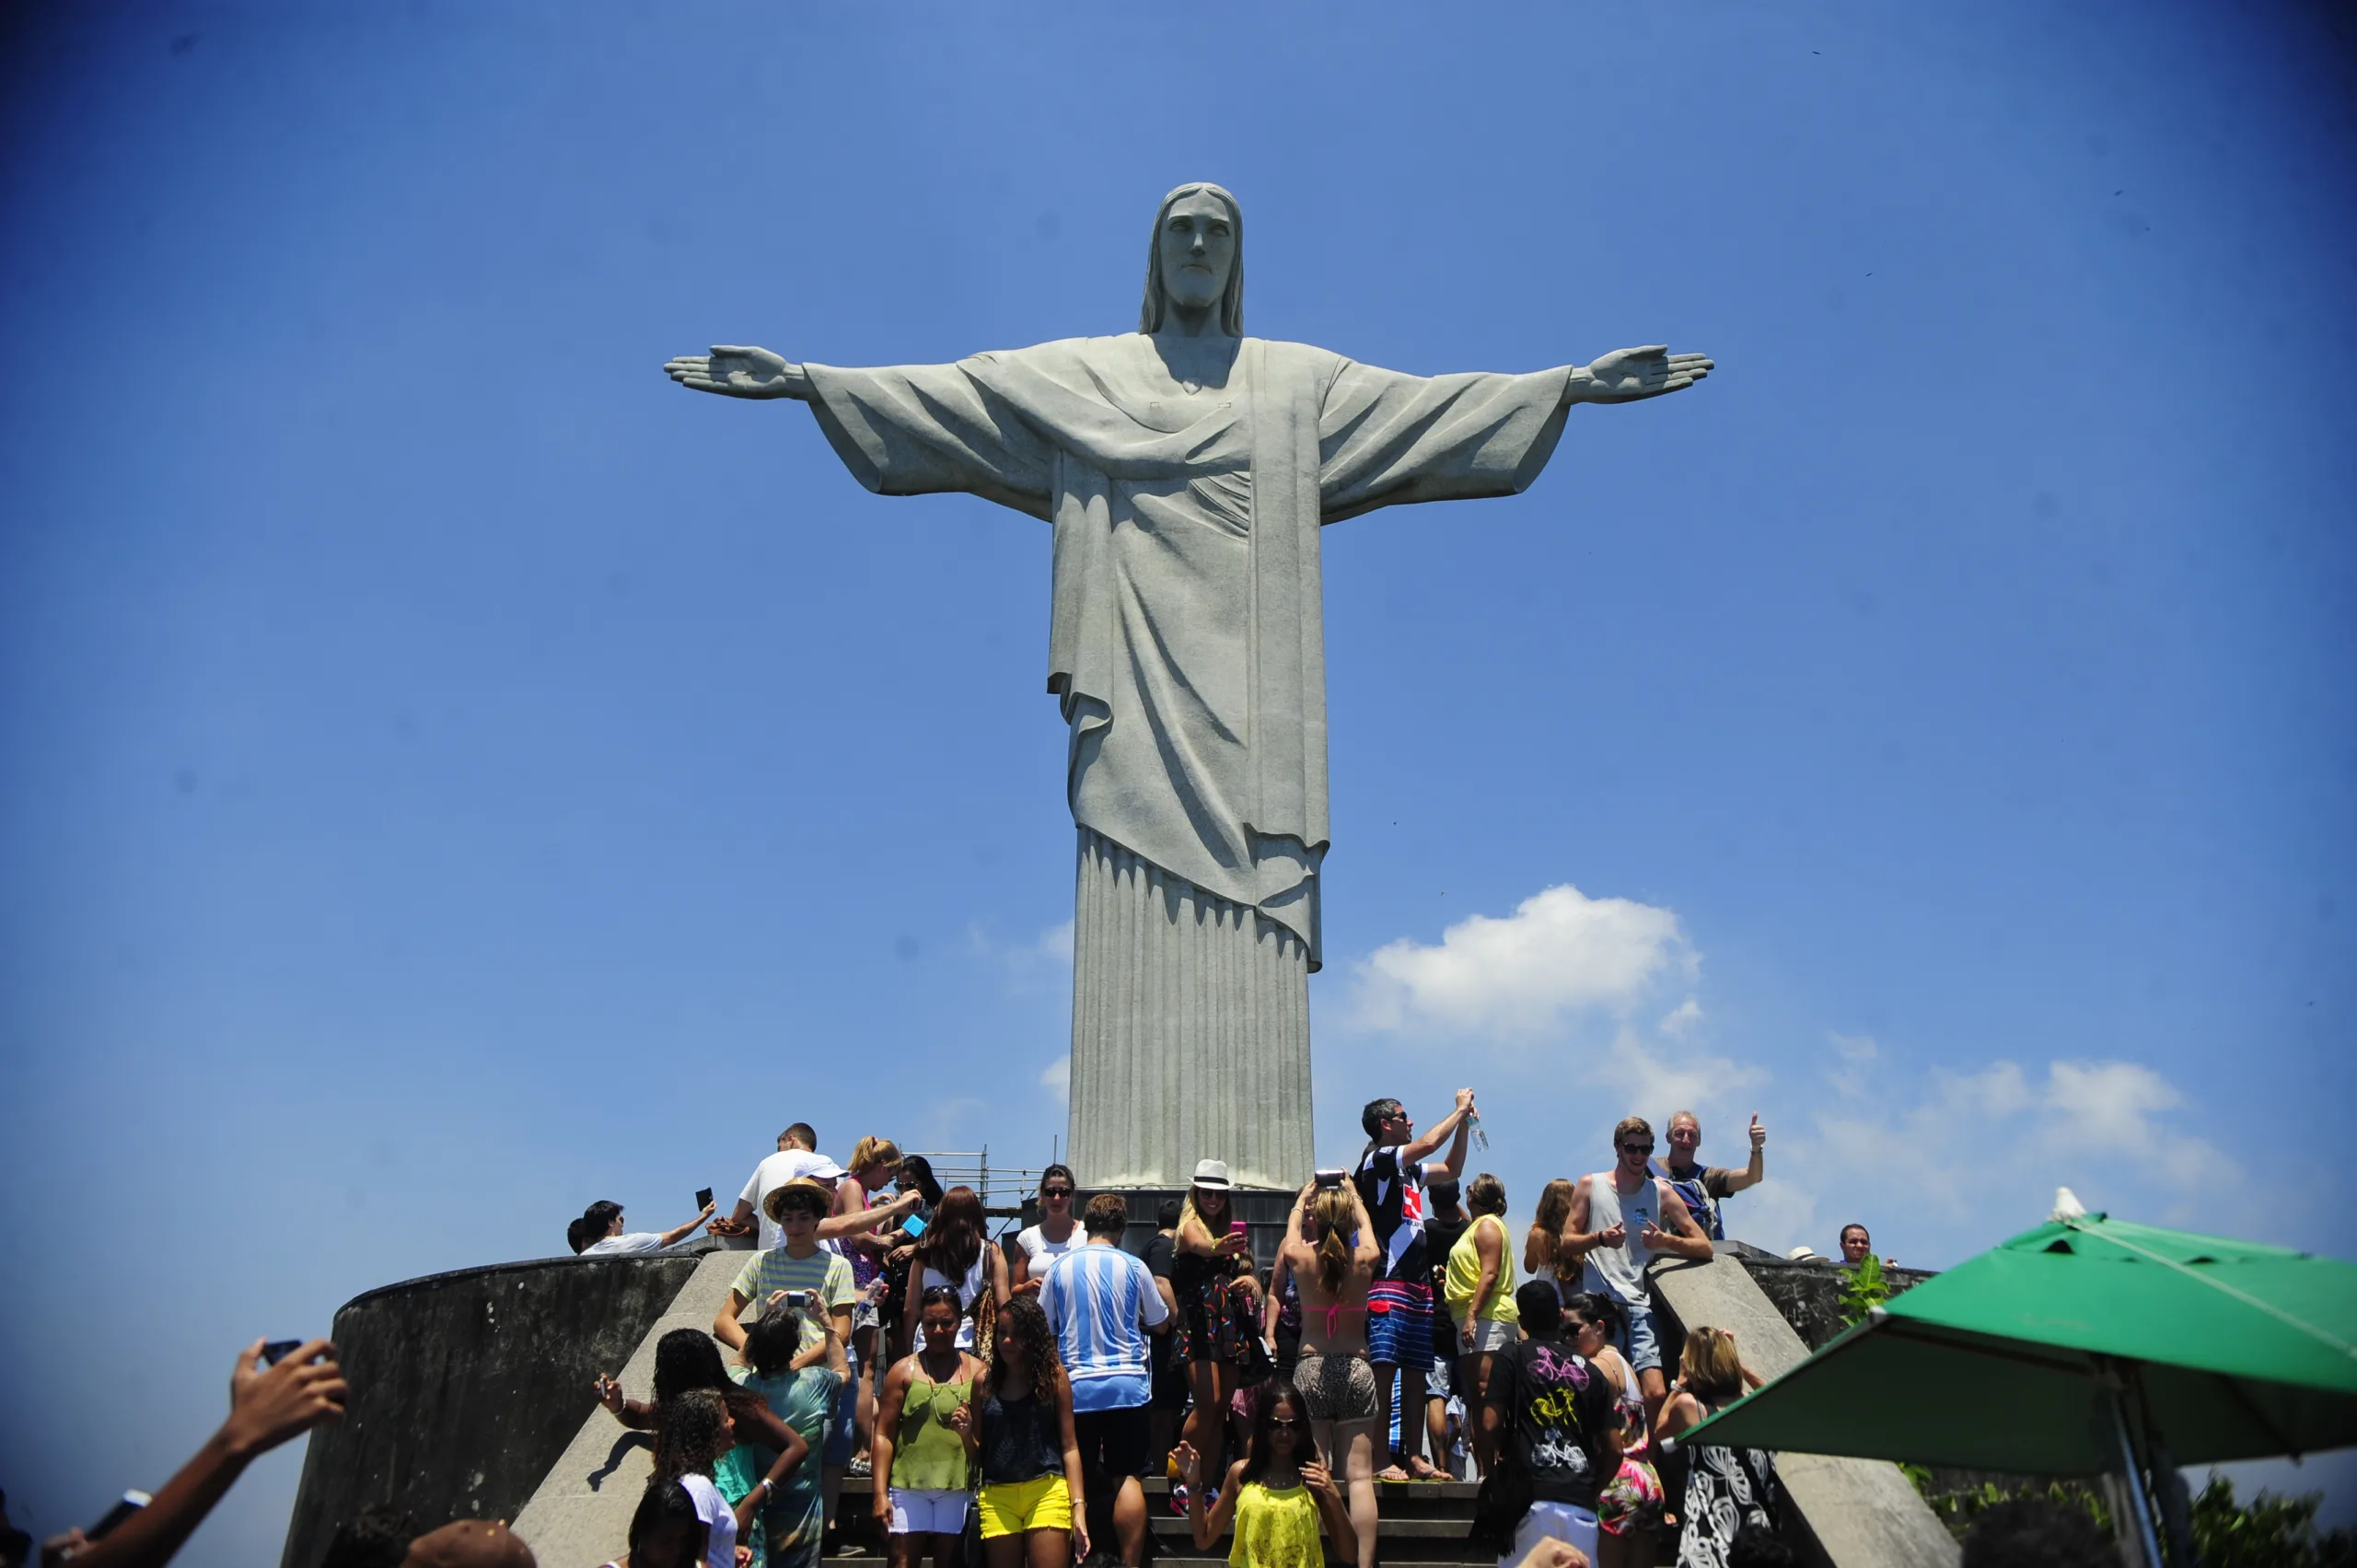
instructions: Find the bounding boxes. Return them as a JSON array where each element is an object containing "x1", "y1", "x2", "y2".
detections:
[
  {"x1": 665, "y1": 344, "x2": 814, "y2": 401},
  {"x1": 1566, "y1": 345, "x2": 1714, "y2": 406}
]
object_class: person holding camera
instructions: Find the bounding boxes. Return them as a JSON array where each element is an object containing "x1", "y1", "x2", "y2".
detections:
[
  {"x1": 1353, "y1": 1088, "x2": 1478, "y2": 1481},
  {"x1": 1170, "y1": 1160, "x2": 1257, "y2": 1502},
  {"x1": 570, "y1": 1199, "x2": 716, "y2": 1257},
  {"x1": 37, "y1": 1341, "x2": 347, "y2": 1568},
  {"x1": 1277, "y1": 1175, "x2": 1381, "y2": 1568}
]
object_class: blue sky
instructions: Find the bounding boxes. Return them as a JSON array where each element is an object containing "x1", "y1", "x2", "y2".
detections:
[{"x1": 3, "y1": 5, "x2": 2351, "y2": 1559}]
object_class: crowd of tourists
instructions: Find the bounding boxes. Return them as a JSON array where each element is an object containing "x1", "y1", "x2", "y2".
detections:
[
  {"x1": 545, "y1": 1094, "x2": 1899, "y2": 1568},
  {"x1": 19, "y1": 1094, "x2": 2086, "y2": 1568}
]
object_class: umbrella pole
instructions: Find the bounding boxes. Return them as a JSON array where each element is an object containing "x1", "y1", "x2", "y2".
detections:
[{"x1": 2102, "y1": 1376, "x2": 2170, "y2": 1568}]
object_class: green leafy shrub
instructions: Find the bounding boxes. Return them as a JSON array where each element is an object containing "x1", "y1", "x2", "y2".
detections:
[{"x1": 1835, "y1": 1254, "x2": 1888, "y2": 1328}]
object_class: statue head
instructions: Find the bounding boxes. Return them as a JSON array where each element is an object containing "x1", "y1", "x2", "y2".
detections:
[{"x1": 1140, "y1": 182, "x2": 1243, "y2": 335}]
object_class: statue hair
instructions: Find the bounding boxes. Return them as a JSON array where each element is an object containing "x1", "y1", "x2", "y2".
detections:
[{"x1": 1140, "y1": 183, "x2": 1244, "y2": 336}]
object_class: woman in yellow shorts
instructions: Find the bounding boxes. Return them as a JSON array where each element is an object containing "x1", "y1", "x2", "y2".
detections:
[
  {"x1": 1172, "y1": 1381, "x2": 1357, "y2": 1568},
  {"x1": 949, "y1": 1295, "x2": 1089, "y2": 1568}
]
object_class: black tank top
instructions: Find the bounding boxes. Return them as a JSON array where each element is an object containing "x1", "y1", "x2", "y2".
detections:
[{"x1": 979, "y1": 1388, "x2": 1064, "y2": 1485}]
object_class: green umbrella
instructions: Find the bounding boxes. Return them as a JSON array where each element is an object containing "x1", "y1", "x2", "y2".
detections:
[{"x1": 1677, "y1": 1204, "x2": 2357, "y2": 1563}]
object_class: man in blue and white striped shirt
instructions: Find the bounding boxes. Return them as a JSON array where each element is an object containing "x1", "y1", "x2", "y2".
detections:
[{"x1": 1039, "y1": 1192, "x2": 1168, "y2": 1565}]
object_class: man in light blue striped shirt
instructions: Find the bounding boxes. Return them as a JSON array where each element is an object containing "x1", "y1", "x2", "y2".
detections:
[{"x1": 1039, "y1": 1193, "x2": 1168, "y2": 1565}]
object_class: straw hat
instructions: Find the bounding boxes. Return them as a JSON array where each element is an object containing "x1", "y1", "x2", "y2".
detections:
[{"x1": 763, "y1": 1178, "x2": 836, "y2": 1225}]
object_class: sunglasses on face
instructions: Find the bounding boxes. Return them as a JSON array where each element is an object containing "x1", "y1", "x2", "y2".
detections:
[
  {"x1": 1620, "y1": 1144, "x2": 1655, "y2": 1155},
  {"x1": 1269, "y1": 1416, "x2": 1304, "y2": 1431},
  {"x1": 1043, "y1": 1188, "x2": 1074, "y2": 1200}
]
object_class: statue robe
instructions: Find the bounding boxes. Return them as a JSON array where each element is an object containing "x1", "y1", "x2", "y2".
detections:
[{"x1": 802, "y1": 335, "x2": 1573, "y2": 1186}]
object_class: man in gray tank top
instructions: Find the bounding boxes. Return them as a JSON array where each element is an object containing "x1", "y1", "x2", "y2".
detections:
[{"x1": 1563, "y1": 1115, "x2": 1713, "y2": 1427}]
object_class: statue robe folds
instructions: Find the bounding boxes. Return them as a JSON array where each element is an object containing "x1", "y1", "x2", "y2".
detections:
[{"x1": 802, "y1": 336, "x2": 1572, "y2": 1187}]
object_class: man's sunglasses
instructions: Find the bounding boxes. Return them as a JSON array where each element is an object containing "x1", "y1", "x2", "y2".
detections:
[{"x1": 1620, "y1": 1143, "x2": 1655, "y2": 1155}]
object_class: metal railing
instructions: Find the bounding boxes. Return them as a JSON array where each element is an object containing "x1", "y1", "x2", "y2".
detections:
[{"x1": 904, "y1": 1149, "x2": 1047, "y2": 1225}]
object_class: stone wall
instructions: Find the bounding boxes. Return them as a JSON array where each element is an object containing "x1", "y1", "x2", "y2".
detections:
[
  {"x1": 1724, "y1": 1247, "x2": 1936, "y2": 1350},
  {"x1": 280, "y1": 1252, "x2": 699, "y2": 1568}
]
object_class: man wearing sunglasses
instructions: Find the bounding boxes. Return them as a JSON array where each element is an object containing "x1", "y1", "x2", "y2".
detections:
[
  {"x1": 1353, "y1": 1087, "x2": 1478, "y2": 1480},
  {"x1": 1562, "y1": 1116, "x2": 1713, "y2": 1428},
  {"x1": 1012, "y1": 1163, "x2": 1081, "y2": 1295}
]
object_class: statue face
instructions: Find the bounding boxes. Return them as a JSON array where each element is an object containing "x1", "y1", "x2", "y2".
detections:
[{"x1": 1157, "y1": 190, "x2": 1236, "y2": 316}]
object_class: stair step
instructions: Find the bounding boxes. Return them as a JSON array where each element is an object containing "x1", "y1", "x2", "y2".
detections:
[
  {"x1": 1153, "y1": 1516, "x2": 1474, "y2": 1540},
  {"x1": 1140, "y1": 1478, "x2": 1481, "y2": 1510}
]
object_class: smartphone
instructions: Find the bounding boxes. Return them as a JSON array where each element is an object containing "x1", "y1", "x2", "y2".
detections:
[
  {"x1": 1314, "y1": 1168, "x2": 1346, "y2": 1189},
  {"x1": 903, "y1": 1214, "x2": 927, "y2": 1238},
  {"x1": 260, "y1": 1340, "x2": 304, "y2": 1366},
  {"x1": 1228, "y1": 1220, "x2": 1248, "y2": 1238},
  {"x1": 88, "y1": 1491, "x2": 152, "y2": 1541},
  {"x1": 695, "y1": 1187, "x2": 714, "y2": 1211}
]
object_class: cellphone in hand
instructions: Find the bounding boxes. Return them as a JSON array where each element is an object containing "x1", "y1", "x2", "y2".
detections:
[
  {"x1": 695, "y1": 1187, "x2": 714, "y2": 1211},
  {"x1": 902, "y1": 1214, "x2": 927, "y2": 1237},
  {"x1": 1228, "y1": 1219, "x2": 1248, "y2": 1237},
  {"x1": 88, "y1": 1490, "x2": 152, "y2": 1541},
  {"x1": 260, "y1": 1340, "x2": 305, "y2": 1366},
  {"x1": 1314, "y1": 1168, "x2": 1346, "y2": 1189}
]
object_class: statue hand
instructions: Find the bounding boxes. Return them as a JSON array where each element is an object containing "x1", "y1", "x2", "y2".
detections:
[
  {"x1": 665, "y1": 344, "x2": 809, "y2": 400},
  {"x1": 1575, "y1": 345, "x2": 1713, "y2": 404}
]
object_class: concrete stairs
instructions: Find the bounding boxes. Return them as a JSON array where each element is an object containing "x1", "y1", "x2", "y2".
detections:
[
  {"x1": 505, "y1": 1245, "x2": 1961, "y2": 1568},
  {"x1": 1647, "y1": 1251, "x2": 1959, "y2": 1568},
  {"x1": 1144, "y1": 1475, "x2": 1487, "y2": 1567}
]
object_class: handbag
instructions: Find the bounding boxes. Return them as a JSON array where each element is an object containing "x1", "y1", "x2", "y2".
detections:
[
  {"x1": 958, "y1": 1487, "x2": 985, "y2": 1568},
  {"x1": 1468, "y1": 1448, "x2": 1533, "y2": 1554}
]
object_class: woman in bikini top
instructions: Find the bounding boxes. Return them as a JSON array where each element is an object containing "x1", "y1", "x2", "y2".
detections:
[{"x1": 1276, "y1": 1179, "x2": 1384, "y2": 1568}]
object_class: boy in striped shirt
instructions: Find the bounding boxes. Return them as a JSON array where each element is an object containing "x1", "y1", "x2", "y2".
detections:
[{"x1": 1039, "y1": 1193, "x2": 1169, "y2": 1565}]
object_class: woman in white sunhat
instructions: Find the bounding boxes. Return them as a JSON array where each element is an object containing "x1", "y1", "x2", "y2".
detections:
[{"x1": 1170, "y1": 1158, "x2": 1258, "y2": 1504}]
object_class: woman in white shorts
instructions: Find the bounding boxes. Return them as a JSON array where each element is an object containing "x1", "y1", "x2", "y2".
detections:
[
  {"x1": 1445, "y1": 1172, "x2": 1521, "y2": 1471},
  {"x1": 874, "y1": 1286, "x2": 984, "y2": 1568}
]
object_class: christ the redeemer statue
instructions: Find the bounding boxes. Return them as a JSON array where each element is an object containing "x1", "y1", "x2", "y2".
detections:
[{"x1": 667, "y1": 184, "x2": 1711, "y2": 1191}]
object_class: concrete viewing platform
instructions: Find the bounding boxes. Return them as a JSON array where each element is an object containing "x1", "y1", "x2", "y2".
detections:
[{"x1": 283, "y1": 1237, "x2": 1956, "y2": 1568}]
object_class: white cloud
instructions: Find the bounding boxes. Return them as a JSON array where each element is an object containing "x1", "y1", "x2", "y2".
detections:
[
  {"x1": 1825, "y1": 1031, "x2": 1881, "y2": 1099},
  {"x1": 1039, "y1": 1054, "x2": 1071, "y2": 1105},
  {"x1": 964, "y1": 918, "x2": 1075, "y2": 993},
  {"x1": 1765, "y1": 1045, "x2": 2243, "y2": 1255},
  {"x1": 1352, "y1": 883, "x2": 1693, "y2": 1037},
  {"x1": 1331, "y1": 879, "x2": 2242, "y2": 1271},
  {"x1": 1596, "y1": 1023, "x2": 1765, "y2": 1125}
]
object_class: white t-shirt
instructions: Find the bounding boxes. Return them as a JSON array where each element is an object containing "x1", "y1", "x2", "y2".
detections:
[
  {"x1": 740, "y1": 1149, "x2": 846, "y2": 1251},
  {"x1": 579, "y1": 1231, "x2": 669, "y2": 1257},
  {"x1": 1016, "y1": 1224, "x2": 1077, "y2": 1274},
  {"x1": 679, "y1": 1474, "x2": 737, "y2": 1568}
]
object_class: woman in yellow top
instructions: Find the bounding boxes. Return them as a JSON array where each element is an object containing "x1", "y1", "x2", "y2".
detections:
[
  {"x1": 1172, "y1": 1381, "x2": 1356, "y2": 1568},
  {"x1": 1444, "y1": 1173, "x2": 1520, "y2": 1470}
]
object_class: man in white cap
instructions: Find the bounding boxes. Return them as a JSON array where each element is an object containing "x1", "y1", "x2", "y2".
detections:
[{"x1": 720, "y1": 1121, "x2": 846, "y2": 1249}]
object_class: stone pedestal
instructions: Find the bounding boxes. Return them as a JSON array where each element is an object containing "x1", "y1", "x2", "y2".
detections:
[{"x1": 1066, "y1": 831, "x2": 1314, "y2": 1190}]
